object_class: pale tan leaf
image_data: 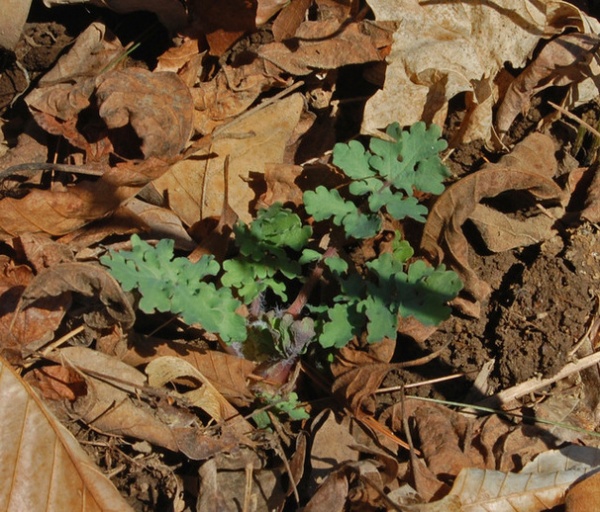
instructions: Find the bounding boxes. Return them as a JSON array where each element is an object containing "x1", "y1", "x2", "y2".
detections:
[
  {"x1": 363, "y1": 0, "x2": 600, "y2": 143},
  {"x1": 0, "y1": 353, "x2": 134, "y2": 512},
  {"x1": 0, "y1": 0, "x2": 31, "y2": 51},
  {"x1": 122, "y1": 337, "x2": 256, "y2": 406},
  {"x1": 153, "y1": 93, "x2": 304, "y2": 224},
  {"x1": 145, "y1": 356, "x2": 253, "y2": 435}
]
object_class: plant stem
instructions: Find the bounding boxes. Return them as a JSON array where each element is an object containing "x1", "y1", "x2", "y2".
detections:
[{"x1": 286, "y1": 246, "x2": 338, "y2": 318}]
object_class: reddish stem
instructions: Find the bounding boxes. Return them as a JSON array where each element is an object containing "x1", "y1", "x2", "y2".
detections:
[{"x1": 286, "y1": 246, "x2": 338, "y2": 319}]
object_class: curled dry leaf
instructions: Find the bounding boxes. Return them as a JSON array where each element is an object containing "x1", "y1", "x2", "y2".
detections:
[
  {"x1": 420, "y1": 133, "x2": 566, "y2": 315},
  {"x1": 0, "y1": 257, "x2": 67, "y2": 364},
  {"x1": 362, "y1": 0, "x2": 600, "y2": 143},
  {"x1": 258, "y1": 20, "x2": 394, "y2": 76},
  {"x1": 0, "y1": 353, "x2": 135, "y2": 512},
  {"x1": 123, "y1": 336, "x2": 256, "y2": 406},
  {"x1": 95, "y1": 68, "x2": 194, "y2": 159},
  {"x1": 495, "y1": 32, "x2": 600, "y2": 141},
  {"x1": 25, "y1": 22, "x2": 124, "y2": 159},
  {"x1": 18, "y1": 262, "x2": 135, "y2": 330},
  {"x1": 330, "y1": 338, "x2": 396, "y2": 414},
  {"x1": 145, "y1": 356, "x2": 253, "y2": 436}
]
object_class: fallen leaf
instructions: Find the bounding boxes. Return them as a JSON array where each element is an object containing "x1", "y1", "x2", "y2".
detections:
[
  {"x1": 48, "y1": 347, "x2": 241, "y2": 459},
  {"x1": 18, "y1": 262, "x2": 135, "y2": 330},
  {"x1": 123, "y1": 336, "x2": 256, "y2": 406},
  {"x1": 123, "y1": 197, "x2": 197, "y2": 251},
  {"x1": 566, "y1": 470, "x2": 600, "y2": 511},
  {"x1": 0, "y1": 157, "x2": 172, "y2": 240},
  {"x1": 420, "y1": 133, "x2": 566, "y2": 313},
  {"x1": 0, "y1": 352, "x2": 135, "y2": 511},
  {"x1": 95, "y1": 68, "x2": 194, "y2": 159},
  {"x1": 191, "y1": 0, "x2": 257, "y2": 56},
  {"x1": 495, "y1": 32, "x2": 600, "y2": 142},
  {"x1": 145, "y1": 356, "x2": 253, "y2": 434},
  {"x1": 330, "y1": 337, "x2": 396, "y2": 414},
  {"x1": 0, "y1": 0, "x2": 31, "y2": 51},
  {"x1": 258, "y1": 20, "x2": 394, "y2": 76},
  {"x1": 362, "y1": 0, "x2": 600, "y2": 143},
  {"x1": 0, "y1": 258, "x2": 67, "y2": 363},
  {"x1": 271, "y1": 0, "x2": 312, "y2": 41},
  {"x1": 153, "y1": 93, "x2": 304, "y2": 224}
]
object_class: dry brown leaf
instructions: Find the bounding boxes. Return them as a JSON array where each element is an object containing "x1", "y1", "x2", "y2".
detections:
[
  {"x1": 0, "y1": 258, "x2": 68, "y2": 364},
  {"x1": 580, "y1": 168, "x2": 600, "y2": 222},
  {"x1": 0, "y1": 353, "x2": 135, "y2": 511},
  {"x1": 495, "y1": 32, "x2": 600, "y2": 141},
  {"x1": 13, "y1": 233, "x2": 75, "y2": 273},
  {"x1": 303, "y1": 466, "x2": 349, "y2": 511},
  {"x1": 258, "y1": 163, "x2": 305, "y2": 208},
  {"x1": 191, "y1": 0, "x2": 257, "y2": 56},
  {"x1": 154, "y1": 93, "x2": 304, "y2": 224},
  {"x1": 145, "y1": 356, "x2": 253, "y2": 435},
  {"x1": 421, "y1": 133, "x2": 566, "y2": 314},
  {"x1": 0, "y1": 157, "x2": 172, "y2": 240},
  {"x1": 28, "y1": 364, "x2": 87, "y2": 401},
  {"x1": 48, "y1": 347, "x2": 241, "y2": 460},
  {"x1": 330, "y1": 338, "x2": 395, "y2": 414},
  {"x1": 414, "y1": 404, "x2": 480, "y2": 478},
  {"x1": 18, "y1": 262, "x2": 135, "y2": 330},
  {"x1": 96, "y1": 68, "x2": 194, "y2": 159},
  {"x1": 259, "y1": 20, "x2": 393, "y2": 76},
  {"x1": 566, "y1": 470, "x2": 600, "y2": 511},
  {"x1": 469, "y1": 203, "x2": 561, "y2": 253},
  {"x1": 123, "y1": 197, "x2": 196, "y2": 251},
  {"x1": 123, "y1": 337, "x2": 256, "y2": 406},
  {"x1": 309, "y1": 410, "x2": 361, "y2": 486},
  {"x1": 190, "y1": 58, "x2": 288, "y2": 135},
  {"x1": 271, "y1": 0, "x2": 312, "y2": 41},
  {"x1": 363, "y1": 0, "x2": 600, "y2": 143}
]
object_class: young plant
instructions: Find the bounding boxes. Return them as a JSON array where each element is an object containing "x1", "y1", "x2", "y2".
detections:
[
  {"x1": 304, "y1": 121, "x2": 450, "y2": 238},
  {"x1": 101, "y1": 122, "x2": 462, "y2": 359},
  {"x1": 100, "y1": 235, "x2": 247, "y2": 343}
]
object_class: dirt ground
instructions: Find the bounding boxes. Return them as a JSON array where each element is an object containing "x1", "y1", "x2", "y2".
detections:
[{"x1": 3, "y1": 2, "x2": 600, "y2": 510}]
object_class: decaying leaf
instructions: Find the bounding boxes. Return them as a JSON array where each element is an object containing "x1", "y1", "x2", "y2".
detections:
[
  {"x1": 495, "y1": 32, "x2": 600, "y2": 141},
  {"x1": 153, "y1": 93, "x2": 305, "y2": 224},
  {"x1": 0, "y1": 257, "x2": 68, "y2": 364},
  {"x1": 258, "y1": 20, "x2": 394, "y2": 76},
  {"x1": 421, "y1": 133, "x2": 566, "y2": 315},
  {"x1": 145, "y1": 356, "x2": 253, "y2": 435},
  {"x1": 18, "y1": 262, "x2": 135, "y2": 330},
  {"x1": 0, "y1": 353, "x2": 135, "y2": 511},
  {"x1": 362, "y1": 0, "x2": 600, "y2": 143},
  {"x1": 47, "y1": 347, "x2": 243, "y2": 460},
  {"x1": 331, "y1": 338, "x2": 395, "y2": 414},
  {"x1": 95, "y1": 68, "x2": 194, "y2": 159}
]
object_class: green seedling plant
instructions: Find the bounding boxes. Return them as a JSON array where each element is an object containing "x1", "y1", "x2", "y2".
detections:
[{"x1": 101, "y1": 121, "x2": 463, "y2": 422}]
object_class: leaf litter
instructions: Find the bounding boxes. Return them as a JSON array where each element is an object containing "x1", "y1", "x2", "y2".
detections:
[{"x1": 1, "y1": 0, "x2": 600, "y2": 510}]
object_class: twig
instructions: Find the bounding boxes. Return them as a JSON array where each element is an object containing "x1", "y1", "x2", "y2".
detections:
[
  {"x1": 476, "y1": 350, "x2": 600, "y2": 408},
  {"x1": 548, "y1": 100, "x2": 600, "y2": 139}
]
